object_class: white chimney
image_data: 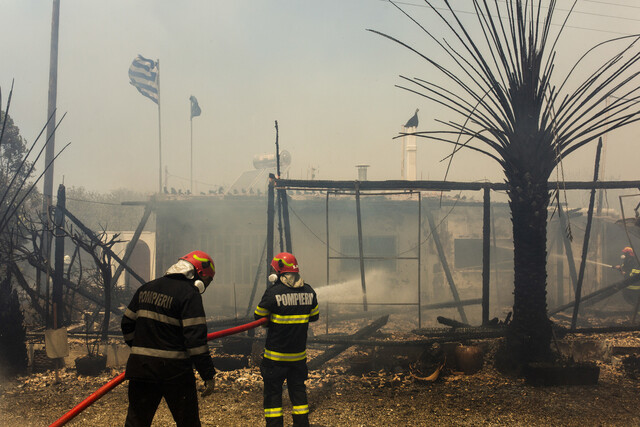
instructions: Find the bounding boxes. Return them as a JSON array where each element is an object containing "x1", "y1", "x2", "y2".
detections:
[
  {"x1": 402, "y1": 126, "x2": 417, "y2": 180},
  {"x1": 356, "y1": 164, "x2": 369, "y2": 181}
]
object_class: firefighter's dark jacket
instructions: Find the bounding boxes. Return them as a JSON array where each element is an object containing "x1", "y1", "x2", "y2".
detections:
[
  {"x1": 121, "y1": 274, "x2": 215, "y2": 383},
  {"x1": 254, "y1": 281, "x2": 319, "y2": 362}
]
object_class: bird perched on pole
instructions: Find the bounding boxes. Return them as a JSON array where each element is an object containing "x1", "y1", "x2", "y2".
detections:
[{"x1": 404, "y1": 108, "x2": 419, "y2": 128}]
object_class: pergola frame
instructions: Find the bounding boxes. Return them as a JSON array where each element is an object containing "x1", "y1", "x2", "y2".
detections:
[{"x1": 265, "y1": 175, "x2": 640, "y2": 327}]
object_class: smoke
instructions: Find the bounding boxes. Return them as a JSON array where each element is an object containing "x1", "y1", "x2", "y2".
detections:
[{"x1": 314, "y1": 269, "x2": 418, "y2": 306}]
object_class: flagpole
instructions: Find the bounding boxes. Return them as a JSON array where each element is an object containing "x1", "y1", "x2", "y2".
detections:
[
  {"x1": 156, "y1": 59, "x2": 162, "y2": 194},
  {"x1": 190, "y1": 115, "x2": 193, "y2": 194},
  {"x1": 41, "y1": 0, "x2": 60, "y2": 328}
]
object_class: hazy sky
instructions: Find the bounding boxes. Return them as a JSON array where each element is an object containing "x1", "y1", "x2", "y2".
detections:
[{"x1": 1, "y1": 0, "x2": 639, "y2": 197}]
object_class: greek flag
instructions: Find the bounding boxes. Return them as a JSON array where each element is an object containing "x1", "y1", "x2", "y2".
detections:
[
  {"x1": 128, "y1": 55, "x2": 159, "y2": 104},
  {"x1": 190, "y1": 96, "x2": 201, "y2": 118}
]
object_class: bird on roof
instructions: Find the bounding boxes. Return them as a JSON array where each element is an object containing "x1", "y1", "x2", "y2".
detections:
[{"x1": 404, "y1": 108, "x2": 419, "y2": 128}]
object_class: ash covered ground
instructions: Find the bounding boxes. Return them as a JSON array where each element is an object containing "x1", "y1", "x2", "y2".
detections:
[{"x1": 2, "y1": 312, "x2": 640, "y2": 427}]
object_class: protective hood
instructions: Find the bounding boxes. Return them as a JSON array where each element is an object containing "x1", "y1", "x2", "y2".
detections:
[
  {"x1": 164, "y1": 259, "x2": 196, "y2": 280},
  {"x1": 280, "y1": 272, "x2": 304, "y2": 288}
]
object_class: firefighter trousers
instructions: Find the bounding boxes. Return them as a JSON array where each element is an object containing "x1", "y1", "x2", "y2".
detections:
[
  {"x1": 260, "y1": 358, "x2": 310, "y2": 427},
  {"x1": 125, "y1": 379, "x2": 201, "y2": 427}
]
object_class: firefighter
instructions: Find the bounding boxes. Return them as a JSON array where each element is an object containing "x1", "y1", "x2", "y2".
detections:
[
  {"x1": 614, "y1": 247, "x2": 640, "y2": 307},
  {"x1": 121, "y1": 250, "x2": 217, "y2": 427},
  {"x1": 254, "y1": 252, "x2": 319, "y2": 427}
]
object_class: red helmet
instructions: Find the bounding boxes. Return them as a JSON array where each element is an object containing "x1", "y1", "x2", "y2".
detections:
[
  {"x1": 622, "y1": 247, "x2": 635, "y2": 257},
  {"x1": 180, "y1": 250, "x2": 215, "y2": 282},
  {"x1": 271, "y1": 252, "x2": 299, "y2": 274}
]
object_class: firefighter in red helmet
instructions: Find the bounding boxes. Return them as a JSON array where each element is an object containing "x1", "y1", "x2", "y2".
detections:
[
  {"x1": 254, "y1": 252, "x2": 319, "y2": 427},
  {"x1": 614, "y1": 247, "x2": 640, "y2": 307},
  {"x1": 121, "y1": 250, "x2": 216, "y2": 427}
]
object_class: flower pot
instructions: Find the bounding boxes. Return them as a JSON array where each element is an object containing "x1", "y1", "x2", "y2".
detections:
[
  {"x1": 75, "y1": 354, "x2": 107, "y2": 376},
  {"x1": 454, "y1": 345, "x2": 484, "y2": 375}
]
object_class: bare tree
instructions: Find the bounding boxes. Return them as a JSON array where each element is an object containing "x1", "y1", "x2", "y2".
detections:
[
  {"x1": 13, "y1": 208, "x2": 125, "y2": 336},
  {"x1": 371, "y1": 0, "x2": 640, "y2": 369},
  {"x1": 66, "y1": 226, "x2": 119, "y2": 340}
]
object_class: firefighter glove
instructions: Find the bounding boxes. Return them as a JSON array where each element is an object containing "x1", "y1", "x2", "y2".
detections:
[{"x1": 201, "y1": 378, "x2": 215, "y2": 397}]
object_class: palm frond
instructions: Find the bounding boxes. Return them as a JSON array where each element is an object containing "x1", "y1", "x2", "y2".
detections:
[{"x1": 373, "y1": 0, "x2": 640, "y2": 180}]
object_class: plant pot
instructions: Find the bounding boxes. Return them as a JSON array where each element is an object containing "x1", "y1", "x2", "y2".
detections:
[
  {"x1": 75, "y1": 354, "x2": 107, "y2": 376},
  {"x1": 454, "y1": 345, "x2": 484, "y2": 375}
]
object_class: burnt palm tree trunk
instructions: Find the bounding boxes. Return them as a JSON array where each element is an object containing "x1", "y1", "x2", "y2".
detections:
[{"x1": 506, "y1": 175, "x2": 552, "y2": 364}]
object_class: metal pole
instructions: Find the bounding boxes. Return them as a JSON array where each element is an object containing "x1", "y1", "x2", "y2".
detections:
[
  {"x1": 481, "y1": 186, "x2": 491, "y2": 325},
  {"x1": 233, "y1": 283, "x2": 237, "y2": 321},
  {"x1": 42, "y1": 0, "x2": 61, "y2": 328},
  {"x1": 190, "y1": 116, "x2": 193, "y2": 194},
  {"x1": 325, "y1": 301, "x2": 329, "y2": 335},
  {"x1": 490, "y1": 206, "x2": 500, "y2": 308},
  {"x1": 556, "y1": 225, "x2": 565, "y2": 306},
  {"x1": 274, "y1": 121, "x2": 280, "y2": 177},
  {"x1": 42, "y1": 0, "x2": 60, "y2": 213},
  {"x1": 266, "y1": 175, "x2": 275, "y2": 287},
  {"x1": 401, "y1": 128, "x2": 406, "y2": 179},
  {"x1": 326, "y1": 191, "x2": 330, "y2": 286},
  {"x1": 417, "y1": 192, "x2": 422, "y2": 329},
  {"x1": 274, "y1": 121, "x2": 283, "y2": 252},
  {"x1": 355, "y1": 183, "x2": 368, "y2": 311}
]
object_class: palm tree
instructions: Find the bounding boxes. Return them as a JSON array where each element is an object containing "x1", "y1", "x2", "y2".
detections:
[{"x1": 371, "y1": 0, "x2": 640, "y2": 368}]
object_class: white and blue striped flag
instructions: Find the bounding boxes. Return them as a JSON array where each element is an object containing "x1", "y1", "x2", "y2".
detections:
[{"x1": 128, "y1": 55, "x2": 159, "y2": 104}]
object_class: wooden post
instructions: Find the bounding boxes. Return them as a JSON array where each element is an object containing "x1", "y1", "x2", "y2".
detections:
[
  {"x1": 276, "y1": 190, "x2": 284, "y2": 252},
  {"x1": 557, "y1": 200, "x2": 578, "y2": 291},
  {"x1": 111, "y1": 203, "x2": 153, "y2": 289},
  {"x1": 245, "y1": 237, "x2": 267, "y2": 317},
  {"x1": 571, "y1": 138, "x2": 603, "y2": 329},
  {"x1": 355, "y1": 183, "x2": 368, "y2": 311},
  {"x1": 425, "y1": 209, "x2": 468, "y2": 324},
  {"x1": 482, "y1": 186, "x2": 491, "y2": 325}
]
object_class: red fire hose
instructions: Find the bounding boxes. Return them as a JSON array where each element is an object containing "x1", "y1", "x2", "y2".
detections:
[{"x1": 49, "y1": 317, "x2": 268, "y2": 427}]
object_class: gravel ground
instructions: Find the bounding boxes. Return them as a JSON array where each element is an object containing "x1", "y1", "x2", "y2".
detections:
[{"x1": 2, "y1": 333, "x2": 640, "y2": 427}]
